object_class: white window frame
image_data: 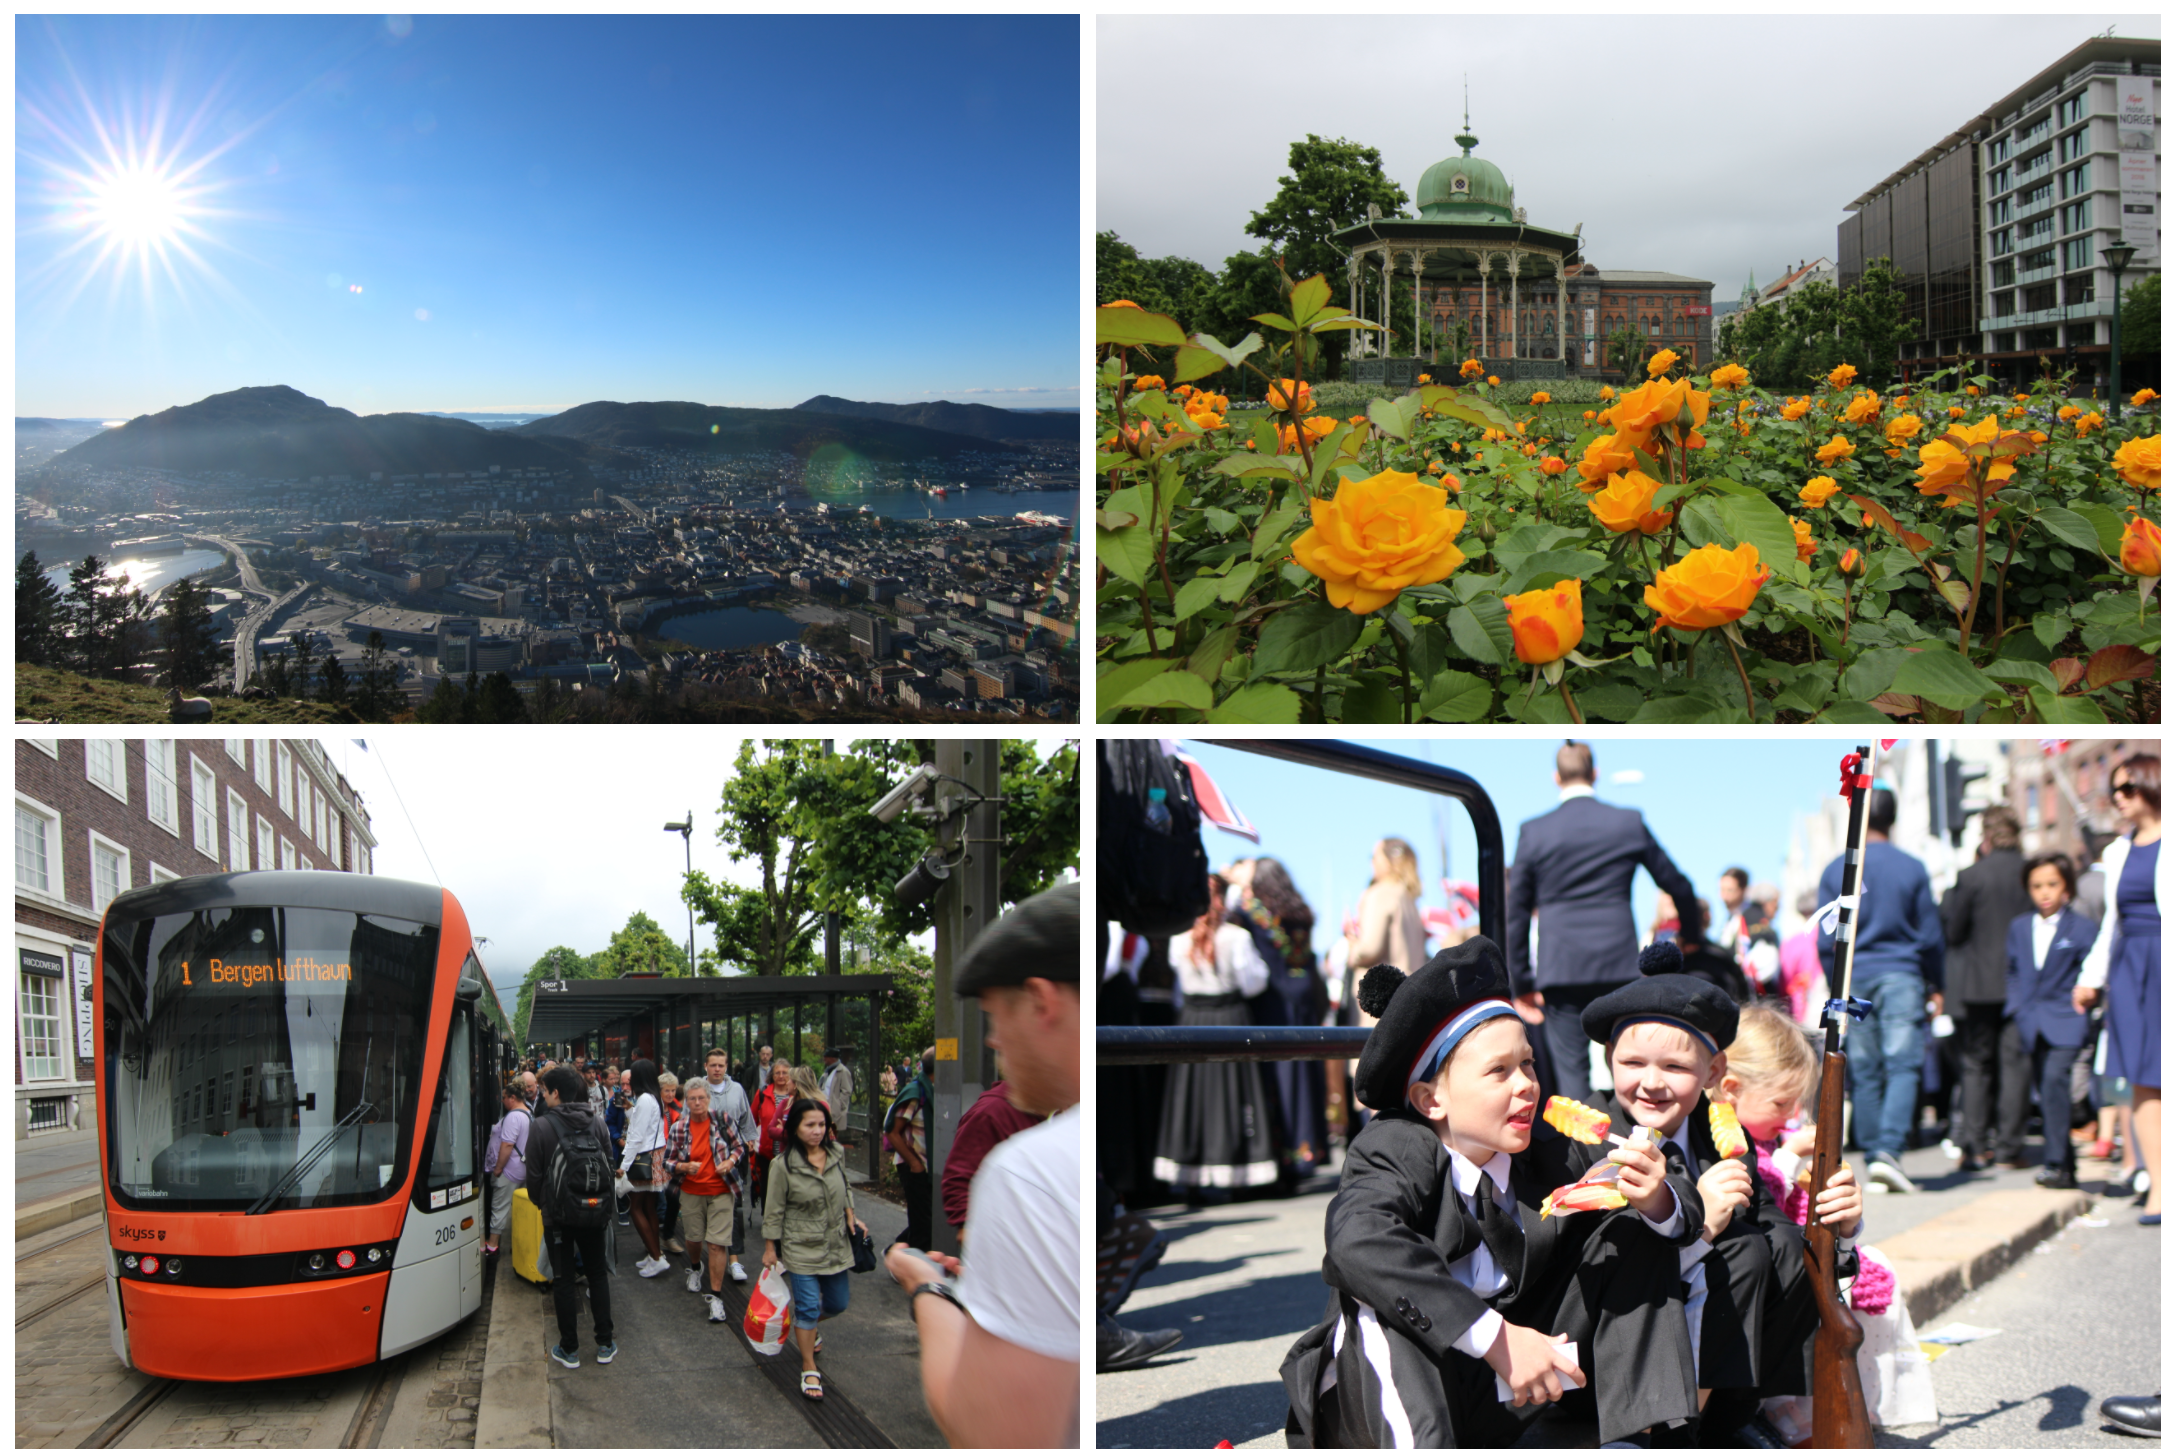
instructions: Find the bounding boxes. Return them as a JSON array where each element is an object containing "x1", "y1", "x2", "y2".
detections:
[
  {"x1": 227, "y1": 738, "x2": 248, "y2": 768},
  {"x1": 25, "y1": 739, "x2": 58, "y2": 759},
  {"x1": 85, "y1": 739, "x2": 129, "y2": 804},
  {"x1": 145, "y1": 738, "x2": 180, "y2": 837},
  {"x1": 278, "y1": 745, "x2": 295, "y2": 817},
  {"x1": 228, "y1": 791, "x2": 252, "y2": 873},
  {"x1": 190, "y1": 756, "x2": 220, "y2": 859},
  {"x1": 88, "y1": 830, "x2": 132, "y2": 913},
  {"x1": 253, "y1": 740, "x2": 273, "y2": 792},
  {"x1": 16, "y1": 793, "x2": 63, "y2": 899},
  {"x1": 280, "y1": 837, "x2": 296, "y2": 871},
  {"x1": 149, "y1": 862, "x2": 181, "y2": 885},
  {"x1": 17, "y1": 969, "x2": 69, "y2": 1083},
  {"x1": 257, "y1": 817, "x2": 275, "y2": 874}
]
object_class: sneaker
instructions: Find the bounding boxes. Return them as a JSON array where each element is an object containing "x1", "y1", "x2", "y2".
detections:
[
  {"x1": 595, "y1": 1341, "x2": 617, "y2": 1364},
  {"x1": 686, "y1": 1267, "x2": 703, "y2": 1293},
  {"x1": 1866, "y1": 1154, "x2": 1918, "y2": 1194},
  {"x1": 729, "y1": 1259, "x2": 748, "y2": 1283},
  {"x1": 2035, "y1": 1167, "x2": 2080, "y2": 1190},
  {"x1": 639, "y1": 1255, "x2": 670, "y2": 1278},
  {"x1": 549, "y1": 1343, "x2": 580, "y2": 1369},
  {"x1": 706, "y1": 1294, "x2": 727, "y2": 1323},
  {"x1": 665, "y1": 1236, "x2": 686, "y2": 1254},
  {"x1": 1939, "y1": 1138, "x2": 1961, "y2": 1161}
]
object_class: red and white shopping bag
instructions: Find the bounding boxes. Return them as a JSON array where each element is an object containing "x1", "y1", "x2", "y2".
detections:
[{"x1": 743, "y1": 1265, "x2": 794, "y2": 1355}]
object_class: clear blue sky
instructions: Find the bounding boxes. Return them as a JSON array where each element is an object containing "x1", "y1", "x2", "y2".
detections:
[
  {"x1": 1181, "y1": 737, "x2": 1878, "y2": 942},
  {"x1": 17, "y1": 15, "x2": 1080, "y2": 419}
]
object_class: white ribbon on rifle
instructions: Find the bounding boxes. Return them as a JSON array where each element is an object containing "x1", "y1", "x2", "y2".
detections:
[{"x1": 1815, "y1": 893, "x2": 1861, "y2": 936}]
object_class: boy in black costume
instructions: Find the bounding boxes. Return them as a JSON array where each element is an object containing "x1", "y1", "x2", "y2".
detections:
[{"x1": 1281, "y1": 938, "x2": 1707, "y2": 1448}]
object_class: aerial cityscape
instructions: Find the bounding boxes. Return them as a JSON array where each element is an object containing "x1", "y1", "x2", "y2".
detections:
[{"x1": 16, "y1": 14, "x2": 1079, "y2": 722}]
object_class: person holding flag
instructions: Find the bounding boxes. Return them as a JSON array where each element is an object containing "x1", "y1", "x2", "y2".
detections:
[{"x1": 1814, "y1": 743, "x2": 1946, "y2": 1196}]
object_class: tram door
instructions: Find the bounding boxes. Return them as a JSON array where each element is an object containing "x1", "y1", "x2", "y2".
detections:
[{"x1": 381, "y1": 968, "x2": 486, "y2": 1357}]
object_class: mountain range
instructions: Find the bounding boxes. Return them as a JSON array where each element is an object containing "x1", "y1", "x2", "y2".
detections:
[
  {"x1": 792, "y1": 395, "x2": 1077, "y2": 442},
  {"x1": 43, "y1": 386, "x2": 1037, "y2": 478}
]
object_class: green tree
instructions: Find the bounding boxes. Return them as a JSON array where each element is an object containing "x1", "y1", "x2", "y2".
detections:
[
  {"x1": 1193, "y1": 248, "x2": 1290, "y2": 359},
  {"x1": 16, "y1": 552, "x2": 63, "y2": 668},
  {"x1": 158, "y1": 576, "x2": 225, "y2": 690},
  {"x1": 1097, "y1": 231, "x2": 1174, "y2": 314},
  {"x1": 63, "y1": 556, "x2": 152, "y2": 680},
  {"x1": 515, "y1": 944, "x2": 596, "y2": 1045},
  {"x1": 415, "y1": 675, "x2": 464, "y2": 722},
  {"x1": 2119, "y1": 271, "x2": 2159, "y2": 358},
  {"x1": 475, "y1": 671, "x2": 529, "y2": 722},
  {"x1": 1245, "y1": 136, "x2": 1407, "y2": 376},
  {"x1": 594, "y1": 909, "x2": 692, "y2": 979},
  {"x1": 354, "y1": 631, "x2": 397, "y2": 719},
  {"x1": 317, "y1": 651, "x2": 350, "y2": 707},
  {"x1": 1605, "y1": 325, "x2": 1645, "y2": 382},
  {"x1": 1836, "y1": 257, "x2": 1919, "y2": 389},
  {"x1": 291, "y1": 633, "x2": 316, "y2": 700}
]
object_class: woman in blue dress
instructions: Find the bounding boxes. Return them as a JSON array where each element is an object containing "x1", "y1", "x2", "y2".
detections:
[{"x1": 2081, "y1": 753, "x2": 2160, "y2": 1226}]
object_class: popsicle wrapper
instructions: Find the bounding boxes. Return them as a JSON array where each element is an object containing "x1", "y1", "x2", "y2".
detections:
[
  {"x1": 1709, "y1": 1102, "x2": 1749, "y2": 1159},
  {"x1": 1539, "y1": 1126, "x2": 1655, "y2": 1218},
  {"x1": 1542, "y1": 1095, "x2": 1613, "y2": 1145}
]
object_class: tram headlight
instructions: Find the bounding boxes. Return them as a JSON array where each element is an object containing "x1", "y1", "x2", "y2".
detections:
[
  {"x1": 123, "y1": 1254, "x2": 139, "y2": 1270},
  {"x1": 366, "y1": 1247, "x2": 383, "y2": 1264},
  {"x1": 165, "y1": 1258, "x2": 183, "y2": 1274},
  {"x1": 309, "y1": 1253, "x2": 326, "y2": 1271}
]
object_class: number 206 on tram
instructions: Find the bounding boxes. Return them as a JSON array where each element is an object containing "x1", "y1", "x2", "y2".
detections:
[{"x1": 96, "y1": 871, "x2": 510, "y2": 1380}]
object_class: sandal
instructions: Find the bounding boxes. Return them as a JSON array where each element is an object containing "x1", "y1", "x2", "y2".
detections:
[{"x1": 801, "y1": 1370, "x2": 824, "y2": 1401}]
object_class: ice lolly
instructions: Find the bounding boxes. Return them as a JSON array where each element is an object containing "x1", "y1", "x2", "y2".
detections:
[
  {"x1": 1709, "y1": 1101, "x2": 1749, "y2": 1159},
  {"x1": 1543, "y1": 1095, "x2": 1613, "y2": 1145},
  {"x1": 1539, "y1": 1171, "x2": 1629, "y2": 1218}
]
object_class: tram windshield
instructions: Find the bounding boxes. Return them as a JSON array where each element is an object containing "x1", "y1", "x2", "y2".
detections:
[{"x1": 102, "y1": 903, "x2": 440, "y2": 1213}]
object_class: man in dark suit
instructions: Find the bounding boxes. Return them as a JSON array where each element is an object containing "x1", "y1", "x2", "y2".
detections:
[
  {"x1": 1941, "y1": 806, "x2": 2034, "y2": 1172},
  {"x1": 1504, "y1": 741, "x2": 1703, "y2": 1098}
]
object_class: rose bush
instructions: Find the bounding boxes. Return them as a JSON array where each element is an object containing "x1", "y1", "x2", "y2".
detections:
[{"x1": 1096, "y1": 268, "x2": 2161, "y2": 723}]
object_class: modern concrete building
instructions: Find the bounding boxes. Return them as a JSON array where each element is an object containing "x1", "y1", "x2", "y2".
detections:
[{"x1": 1840, "y1": 35, "x2": 2159, "y2": 386}]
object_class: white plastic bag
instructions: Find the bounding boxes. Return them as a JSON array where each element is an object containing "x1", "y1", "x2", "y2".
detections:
[{"x1": 743, "y1": 1265, "x2": 794, "y2": 1356}]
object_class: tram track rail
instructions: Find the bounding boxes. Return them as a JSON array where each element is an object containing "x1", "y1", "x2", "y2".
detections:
[{"x1": 78, "y1": 1379, "x2": 182, "y2": 1449}]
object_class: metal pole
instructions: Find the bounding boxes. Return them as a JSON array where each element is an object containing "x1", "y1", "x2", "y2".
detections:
[
  {"x1": 868, "y1": 991, "x2": 882, "y2": 1183},
  {"x1": 927, "y1": 739, "x2": 1003, "y2": 1255},
  {"x1": 683, "y1": 813, "x2": 695, "y2": 976},
  {"x1": 2109, "y1": 261, "x2": 2125, "y2": 423}
]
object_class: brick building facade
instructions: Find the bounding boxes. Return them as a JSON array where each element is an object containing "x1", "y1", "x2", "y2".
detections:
[{"x1": 13, "y1": 737, "x2": 376, "y2": 1141}]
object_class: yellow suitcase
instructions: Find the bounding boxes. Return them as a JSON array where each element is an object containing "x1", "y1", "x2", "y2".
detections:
[{"x1": 509, "y1": 1187, "x2": 549, "y2": 1287}]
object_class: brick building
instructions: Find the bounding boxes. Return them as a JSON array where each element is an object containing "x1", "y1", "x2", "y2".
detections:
[{"x1": 13, "y1": 737, "x2": 376, "y2": 1141}]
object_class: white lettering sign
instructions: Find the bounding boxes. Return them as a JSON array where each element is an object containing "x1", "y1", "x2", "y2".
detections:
[
  {"x1": 72, "y1": 947, "x2": 95, "y2": 1059},
  {"x1": 2120, "y1": 144, "x2": 2159, "y2": 263},
  {"x1": 2119, "y1": 87, "x2": 2154, "y2": 129}
]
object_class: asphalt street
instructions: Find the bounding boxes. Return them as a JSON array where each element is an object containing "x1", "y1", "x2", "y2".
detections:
[{"x1": 1097, "y1": 1145, "x2": 2160, "y2": 1450}]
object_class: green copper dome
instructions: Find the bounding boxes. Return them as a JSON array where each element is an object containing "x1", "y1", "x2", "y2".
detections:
[{"x1": 1416, "y1": 128, "x2": 1514, "y2": 223}]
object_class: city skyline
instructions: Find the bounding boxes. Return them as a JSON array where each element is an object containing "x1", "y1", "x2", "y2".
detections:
[
  {"x1": 18, "y1": 14, "x2": 1081, "y2": 419},
  {"x1": 1098, "y1": 14, "x2": 2159, "y2": 299}
]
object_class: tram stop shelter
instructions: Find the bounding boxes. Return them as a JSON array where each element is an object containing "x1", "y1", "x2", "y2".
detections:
[{"x1": 524, "y1": 973, "x2": 894, "y2": 1178}]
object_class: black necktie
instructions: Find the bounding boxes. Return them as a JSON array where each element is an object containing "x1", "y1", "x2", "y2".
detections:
[{"x1": 1477, "y1": 1177, "x2": 1525, "y2": 1297}]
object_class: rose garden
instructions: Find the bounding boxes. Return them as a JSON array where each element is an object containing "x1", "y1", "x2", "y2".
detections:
[{"x1": 1093, "y1": 273, "x2": 2161, "y2": 725}]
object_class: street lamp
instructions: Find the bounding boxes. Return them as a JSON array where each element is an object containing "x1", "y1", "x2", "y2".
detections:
[
  {"x1": 2102, "y1": 241, "x2": 2137, "y2": 422},
  {"x1": 662, "y1": 815, "x2": 694, "y2": 978}
]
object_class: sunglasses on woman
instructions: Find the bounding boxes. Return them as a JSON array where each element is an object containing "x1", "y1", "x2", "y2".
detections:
[{"x1": 2113, "y1": 781, "x2": 2137, "y2": 797}]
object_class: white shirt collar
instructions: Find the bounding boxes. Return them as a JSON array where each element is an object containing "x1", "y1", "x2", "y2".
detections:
[
  {"x1": 1446, "y1": 1143, "x2": 1514, "y2": 1199},
  {"x1": 1558, "y1": 783, "x2": 1596, "y2": 802}
]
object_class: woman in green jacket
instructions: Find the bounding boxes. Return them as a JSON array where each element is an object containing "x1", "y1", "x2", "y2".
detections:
[{"x1": 763, "y1": 1097, "x2": 870, "y2": 1400}]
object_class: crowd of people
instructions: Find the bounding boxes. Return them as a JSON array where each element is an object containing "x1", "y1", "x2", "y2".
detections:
[{"x1": 483, "y1": 882, "x2": 1084, "y2": 1444}]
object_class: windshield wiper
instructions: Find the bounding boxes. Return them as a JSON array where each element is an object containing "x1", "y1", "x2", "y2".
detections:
[{"x1": 246, "y1": 1101, "x2": 374, "y2": 1216}]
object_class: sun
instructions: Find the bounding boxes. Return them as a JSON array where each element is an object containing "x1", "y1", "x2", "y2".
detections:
[{"x1": 85, "y1": 162, "x2": 191, "y2": 251}]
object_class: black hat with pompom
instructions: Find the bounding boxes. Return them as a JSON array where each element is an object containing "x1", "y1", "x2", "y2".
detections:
[
  {"x1": 1579, "y1": 941, "x2": 1738, "y2": 1053},
  {"x1": 1353, "y1": 936, "x2": 1522, "y2": 1112}
]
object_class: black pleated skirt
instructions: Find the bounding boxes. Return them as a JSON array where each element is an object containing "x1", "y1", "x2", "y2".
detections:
[{"x1": 1154, "y1": 994, "x2": 1280, "y2": 1188}]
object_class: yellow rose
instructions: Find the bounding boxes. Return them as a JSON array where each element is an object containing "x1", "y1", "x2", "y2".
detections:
[
  {"x1": 2119, "y1": 514, "x2": 2161, "y2": 577},
  {"x1": 1827, "y1": 363, "x2": 1858, "y2": 390},
  {"x1": 1504, "y1": 579, "x2": 1584, "y2": 665},
  {"x1": 1289, "y1": 469, "x2": 1470, "y2": 614},
  {"x1": 1645, "y1": 543, "x2": 1771, "y2": 631},
  {"x1": 1948, "y1": 405, "x2": 1967, "y2": 418},
  {"x1": 2112, "y1": 434, "x2": 2160, "y2": 491},
  {"x1": 1588, "y1": 470, "x2": 1675, "y2": 536},
  {"x1": 1646, "y1": 348, "x2": 1680, "y2": 378},
  {"x1": 1538, "y1": 456, "x2": 1569, "y2": 476},
  {"x1": 1461, "y1": 358, "x2": 1485, "y2": 379},
  {"x1": 1487, "y1": 375, "x2": 1501, "y2": 386},
  {"x1": 1792, "y1": 517, "x2": 1816, "y2": 563},
  {"x1": 1814, "y1": 434, "x2": 1855, "y2": 465},
  {"x1": 1418, "y1": 373, "x2": 1433, "y2": 384},
  {"x1": 2133, "y1": 388, "x2": 2158, "y2": 408},
  {"x1": 1885, "y1": 413, "x2": 1923, "y2": 444},
  {"x1": 1576, "y1": 433, "x2": 1641, "y2": 490},
  {"x1": 1837, "y1": 547, "x2": 1866, "y2": 579},
  {"x1": 1912, "y1": 414, "x2": 2032, "y2": 504},
  {"x1": 1267, "y1": 378, "x2": 1314, "y2": 414},
  {"x1": 1612, "y1": 377, "x2": 1690, "y2": 436},
  {"x1": 1600, "y1": 386, "x2": 1616, "y2": 401},
  {"x1": 1800, "y1": 476, "x2": 1841, "y2": 507},
  {"x1": 1710, "y1": 362, "x2": 1750, "y2": 390},
  {"x1": 2058, "y1": 404, "x2": 2083, "y2": 422},
  {"x1": 1277, "y1": 415, "x2": 1337, "y2": 453},
  {"x1": 1842, "y1": 391, "x2": 1882, "y2": 425},
  {"x1": 1781, "y1": 397, "x2": 1811, "y2": 421},
  {"x1": 1134, "y1": 375, "x2": 1166, "y2": 391},
  {"x1": 2076, "y1": 411, "x2": 2104, "y2": 436},
  {"x1": 1530, "y1": 390, "x2": 1552, "y2": 405}
]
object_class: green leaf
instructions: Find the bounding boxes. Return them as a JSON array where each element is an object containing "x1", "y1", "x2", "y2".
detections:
[
  {"x1": 1448, "y1": 598, "x2": 1515, "y2": 667},
  {"x1": 1310, "y1": 425, "x2": 1353, "y2": 490},
  {"x1": 1187, "y1": 625, "x2": 1238, "y2": 682},
  {"x1": 1503, "y1": 550, "x2": 1608, "y2": 596},
  {"x1": 2069, "y1": 501, "x2": 2129, "y2": 556},
  {"x1": 1251, "y1": 416, "x2": 1280, "y2": 457},
  {"x1": 1678, "y1": 498, "x2": 1730, "y2": 551},
  {"x1": 1288, "y1": 273, "x2": 1332, "y2": 328},
  {"x1": 1210, "y1": 455, "x2": 1303, "y2": 480},
  {"x1": 2029, "y1": 687, "x2": 2110, "y2": 723},
  {"x1": 1253, "y1": 600, "x2": 1366, "y2": 675},
  {"x1": 1203, "y1": 506, "x2": 1242, "y2": 535},
  {"x1": 1839, "y1": 646, "x2": 1908, "y2": 703},
  {"x1": 1889, "y1": 643, "x2": 2003, "y2": 709},
  {"x1": 1813, "y1": 700, "x2": 1897, "y2": 723},
  {"x1": 1714, "y1": 492, "x2": 1802, "y2": 583},
  {"x1": 1252, "y1": 499, "x2": 1303, "y2": 558},
  {"x1": 1171, "y1": 575, "x2": 1224, "y2": 622},
  {"x1": 1094, "y1": 657, "x2": 1179, "y2": 721},
  {"x1": 1249, "y1": 311, "x2": 1298, "y2": 333},
  {"x1": 1580, "y1": 682, "x2": 1646, "y2": 722},
  {"x1": 1367, "y1": 394, "x2": 1423, "y2": 442},
  {"x1": 1218, "y1": 561, "x2": 1261, "y2": 603},
  {"x1": 1097, "y1": 524, "x2": 1153, "y2": 587},
  {"x1": 1113, "y1": 670, "x2": 1213, "y2": 713},
  {"x1": 1629, "y1": 693, "x2": 1734, "y2": 723},
  {"x1": 1341, "y1": 679, "x2": 1403, "y2": 722},
  {"x1": 1205, "y1": 683, "x2": 1302, "y2": 723},
  {"x1": 1172, "y1": 345, "x2": 1229, "y2": 384},
  {"x1": 1419, "y1": 669, "x2": 1492, "y2": 721},
  {"x1": 1191, "y1": 331, "x2": 1264, "y2": 369},
  {"x1": 1983, "y1": 658, "x2": 2059, "y2": 691},
  {"x1": 1097, "y1": 306, "x2": 1187, "y2": 349},
  {"x1": 2031, "y1": 612, "x2": 2071, "y2": 651},
  {"x1": 2035, "y1": 506, "x2": 2104, "y2": 553}
]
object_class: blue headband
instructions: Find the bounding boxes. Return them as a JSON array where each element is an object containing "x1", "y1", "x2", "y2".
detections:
[
  {"x1": 1609, "y1": 1013, "x2": 1719, "y2": 1055},
  {"x1": 1406, "y1": 998, "x2": 1520, "y2": 1106}
]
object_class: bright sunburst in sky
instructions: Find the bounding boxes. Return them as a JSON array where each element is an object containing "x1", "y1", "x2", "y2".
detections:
[{"x1": 18, "y1": 15, "x2": 1081, "y2": 419}]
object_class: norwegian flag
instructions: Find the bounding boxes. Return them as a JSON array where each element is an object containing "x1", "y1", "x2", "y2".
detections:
[
  {"x1": 1879, "y1": 738, "x2": 1899, "y2": 751},
  {"x1": 1175, "y1": 751, "x2": 1259, "y2": 843}
]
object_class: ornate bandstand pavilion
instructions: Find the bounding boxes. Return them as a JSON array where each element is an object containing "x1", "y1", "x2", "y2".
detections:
[{"x1": 1335, "y1": 118, "x2": 1714, "y2": 385}]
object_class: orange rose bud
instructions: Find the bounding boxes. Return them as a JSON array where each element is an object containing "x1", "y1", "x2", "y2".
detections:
[
  {"x1": 1645, "y1": 543, "x2": 1771, "y2": 631},
  {"x1": 1538, "y1": 455, "x2": 1569, "y2": 476},
  {"x1": 1267, "y1": 378, "x2": 1314, "y2": 414},
  {"x1": 2119, "y1": 515, "x2": 2161, "y2": 578},
  {"x1": 1792, "y1": 517, "x2": 1816, "y2": 563},
  {"x1": 1838, "y1": 547, "x2": 1866, "y2": 579},
  {"x1": 1504, "y1": 578, "x2": 1584, "y2": 665}
]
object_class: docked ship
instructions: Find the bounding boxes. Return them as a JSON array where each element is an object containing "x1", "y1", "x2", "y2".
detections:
[{"x1": 109, "y1": 534, "x2": 189, "y2": 556}]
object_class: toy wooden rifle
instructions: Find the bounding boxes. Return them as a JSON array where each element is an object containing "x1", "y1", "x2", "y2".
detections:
[{"x1": 1808, "y1": 744, "x2": 1876, "y2": 1448}]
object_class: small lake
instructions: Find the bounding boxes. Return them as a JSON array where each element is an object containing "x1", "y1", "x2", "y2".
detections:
[
  {"x1": 660, "y1": 605, "x2": 804, "y2": 651},
  {"x1": 44, "y1": 547, "x2": 227, "y2": 599}
]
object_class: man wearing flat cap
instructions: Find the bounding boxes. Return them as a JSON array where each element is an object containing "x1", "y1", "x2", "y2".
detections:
[
  {"x1": 888, "y1": 882, "x2": 1080, "y2": 1447},
  {"x1": 1282, "y1": 936, "x2": 1707, "y2": 1448}
]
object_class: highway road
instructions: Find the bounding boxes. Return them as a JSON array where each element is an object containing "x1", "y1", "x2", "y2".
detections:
[{"x1": 186, "y1": 534, "x2": 292, "y2": 689}]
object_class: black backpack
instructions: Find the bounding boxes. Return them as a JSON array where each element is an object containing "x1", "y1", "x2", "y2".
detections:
[
  {"x1": 1099, "y1": 740, "x2": 1210, "y2": 937},
  {"x1": 541, "y1": 1105, "x2": 614, "y2": 1227}
]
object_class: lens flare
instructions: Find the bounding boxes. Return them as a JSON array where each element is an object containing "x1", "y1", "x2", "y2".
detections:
[{"x1": 87, "y1": 162, "x2": 188, "y2": 248}]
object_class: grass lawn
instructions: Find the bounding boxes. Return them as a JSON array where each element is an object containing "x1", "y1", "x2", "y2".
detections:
[{"x1": 16, "y1": 665, "x2": 359, "y2": 724}]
